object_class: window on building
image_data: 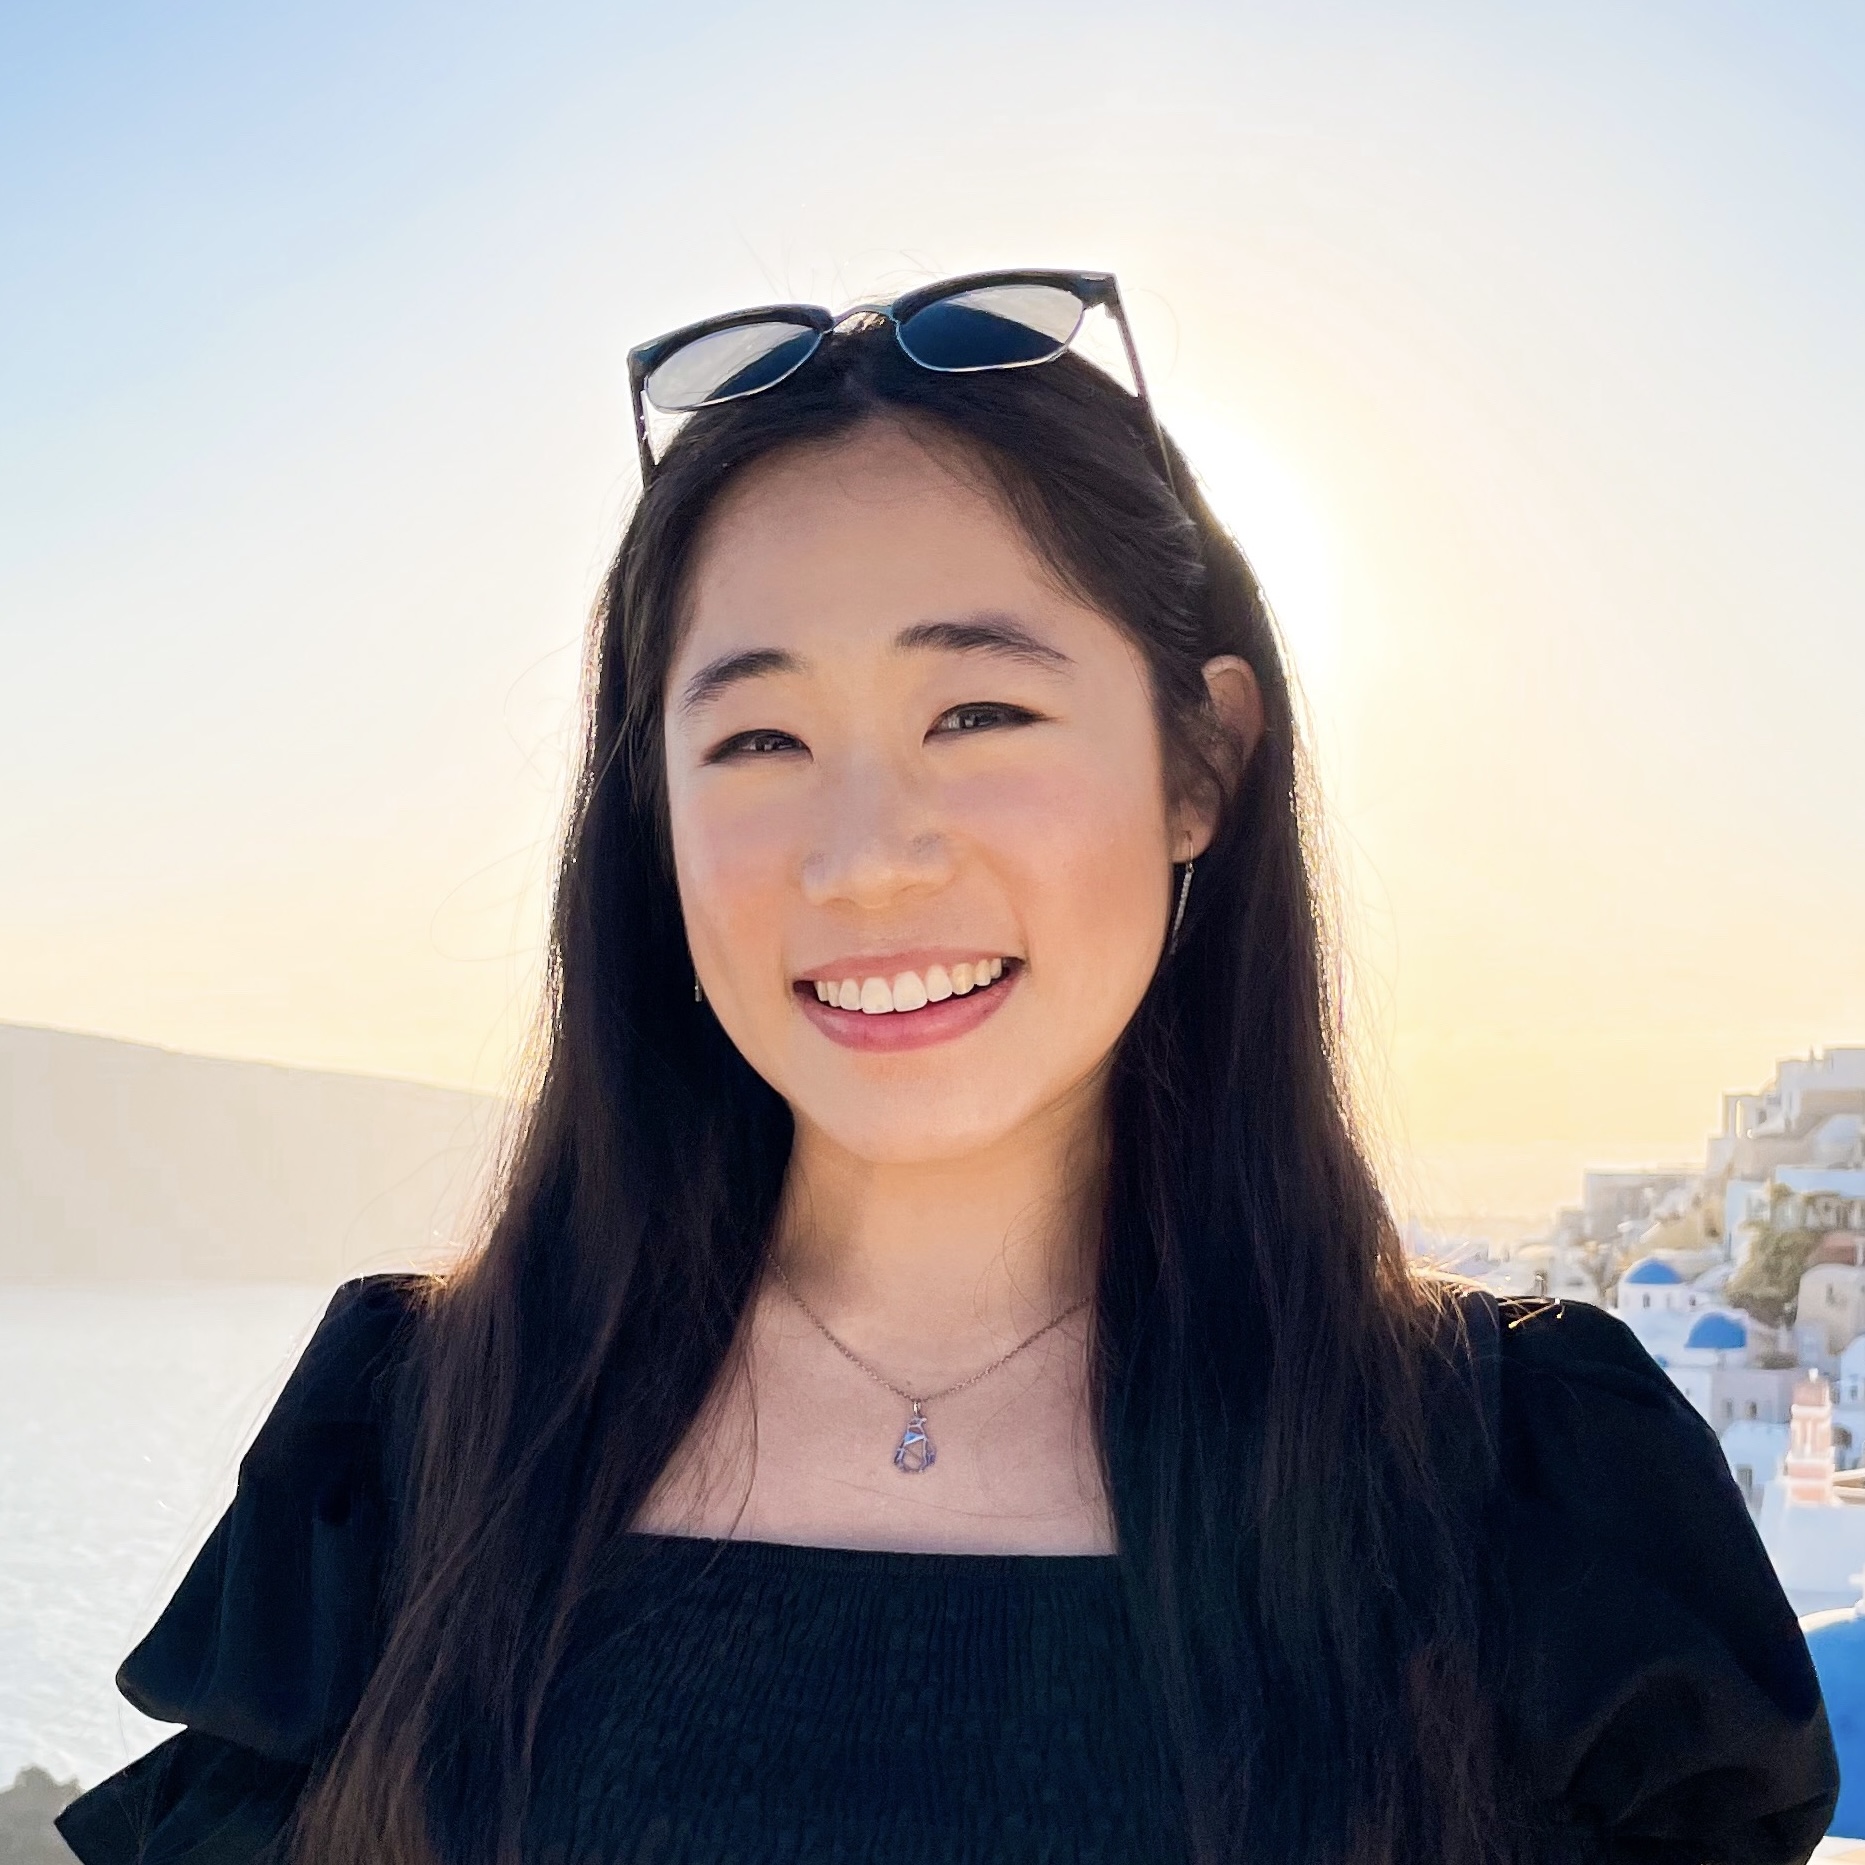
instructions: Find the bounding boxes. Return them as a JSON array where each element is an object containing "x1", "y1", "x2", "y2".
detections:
[
  {"x1": 1642, "y1": 1294, "x2": 1651, "y2": 1310},
  {"x1": 1746, "y1": 1401, "x2": 1759, "y2": 1419},
  {"x1": 1737, "y1": 1464, "x2": 1754, "y2": 1500},
  {"x1": 1723, "y1": 1400, "x2": 1734, "y2": 1420}
]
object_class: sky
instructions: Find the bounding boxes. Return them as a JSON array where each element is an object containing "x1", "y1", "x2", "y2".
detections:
[{"x1": 3, "y1": 0, "x2": 1861, "y2": 1227}]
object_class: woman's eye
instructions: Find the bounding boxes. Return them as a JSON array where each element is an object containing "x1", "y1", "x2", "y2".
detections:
[
  {"x1": 930, "y1": 703, "x2": 1038, "y2": 737},
  {"x1": 708, "y1": 729, "x2": 805, "y2": 763}
]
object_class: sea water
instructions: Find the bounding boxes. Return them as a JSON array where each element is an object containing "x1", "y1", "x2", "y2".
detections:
[{"x1": 0, "y1": 1284, "x2": 336, "y2": 1788}]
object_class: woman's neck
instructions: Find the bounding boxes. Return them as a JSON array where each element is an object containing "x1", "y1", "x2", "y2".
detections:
[
  {"x1": 638, "y1": 1080, "x2": 1114, "y2": 1553},
  {"x1": 777, "y1": 1087, "x2": 1103, "y2": 1358}
]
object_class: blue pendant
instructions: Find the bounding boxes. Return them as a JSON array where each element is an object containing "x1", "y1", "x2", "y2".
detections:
[{"x1": 893, "y1": 1403, "x2": 935, "y2": 1474}]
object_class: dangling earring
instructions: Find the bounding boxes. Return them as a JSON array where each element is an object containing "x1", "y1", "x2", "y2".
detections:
[
  {"x1": 693, "y1": 972, "x2": 704, "y2": 1004},
  {"x1": 1168, "y1": 858, "x2": 1195, "y2": 956}
]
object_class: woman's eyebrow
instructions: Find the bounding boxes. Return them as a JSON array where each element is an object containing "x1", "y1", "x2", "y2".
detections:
[
  {"x1": 680, "y1": 646, "x2": 800, "y2": 714},
  {"x1": 679, "y1": 615, "x2": 1070, "y2": 715},
  {"x1": 894, "y1": 614, "x2": 1073, "y2": 669}
]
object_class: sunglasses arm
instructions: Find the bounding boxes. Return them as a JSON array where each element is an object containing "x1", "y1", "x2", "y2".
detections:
[
  {"x1": 1102, "y1": 291, "x2": 1176, "y2": 498},
  {"x1": 628, "y1": 363, "x2": 658, "y2": 488}
]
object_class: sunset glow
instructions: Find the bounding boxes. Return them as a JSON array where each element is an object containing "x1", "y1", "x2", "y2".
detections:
[{"x1": 3, "y1": 1, "x2": 1860, "y2": 1229}]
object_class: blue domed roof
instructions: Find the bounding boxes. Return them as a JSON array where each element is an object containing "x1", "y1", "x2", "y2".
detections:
[
  {"x1": 1622, "y1": 1257, "x2": 1683, "y2": 1285},
  {"x1": 1685, "y1": 1312, "x2": 1748, "y2": 1351},
  {"x1": 1802, "y1": 1610, "x2": 1865, "y2": 1837}
]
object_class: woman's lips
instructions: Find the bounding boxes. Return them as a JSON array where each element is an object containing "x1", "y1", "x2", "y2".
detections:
[{"x1": 794, "y1": 961, "x2": 1021, "y2": 1052}]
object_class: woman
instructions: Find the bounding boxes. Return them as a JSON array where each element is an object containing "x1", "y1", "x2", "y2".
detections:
[{"x1": 60, "y1": 271, "x2": 1837, "y2": 1864}]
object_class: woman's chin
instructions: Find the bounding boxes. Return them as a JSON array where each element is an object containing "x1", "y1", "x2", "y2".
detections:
[{"x1": 789, "y1": 1094, "x2": 1042, "y2": 1170}]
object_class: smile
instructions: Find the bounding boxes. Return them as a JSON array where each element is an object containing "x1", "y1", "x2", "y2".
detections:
[
  {"x1": 792, "y1": 956, "x2": 1022, "y2": 1052},
  {"x1": 805, "y1": 957, "x2": 1010, "y2": 1015}
]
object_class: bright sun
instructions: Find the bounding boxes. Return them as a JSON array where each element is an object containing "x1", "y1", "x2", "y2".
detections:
[{"x1": 1161, "y1": 405, "x2": 1343, "y2": 719}]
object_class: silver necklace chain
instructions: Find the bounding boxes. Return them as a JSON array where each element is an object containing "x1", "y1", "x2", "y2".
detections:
[{"x1": 767, "y1": 1257, "x2": 1090, "y2": 1474}]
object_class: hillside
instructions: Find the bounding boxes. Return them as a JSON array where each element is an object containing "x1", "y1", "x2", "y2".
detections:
[{"x1": 0, "y1": 1023, "x2": 504, "y2": 1281}]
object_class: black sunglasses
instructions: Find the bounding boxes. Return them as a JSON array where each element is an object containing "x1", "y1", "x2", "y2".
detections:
[{"x1": 626, "y1": 268, "x2": 1171, "y2": 489}]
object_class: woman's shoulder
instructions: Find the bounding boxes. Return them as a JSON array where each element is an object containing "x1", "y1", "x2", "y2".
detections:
[
  {"x1": 1472, "y1": 1289, "x2": 1804, "y2": 1662},
  {"x1": 244, "y1": 1270, "x2": 430, "y2": 1449},
  {"x1": 123, "y1": 1270, "x2": 431, "y2": 1741},
  {"x1": 1481, "y1": 1290, "x2": 1768, "y2": 1537},
  {"x1": 1439, "y1": 1286, "x2": 1729, "y2": 1467},
  {"x1": 1459, "y1": 1291, "x2": 1838, "y2": 1857},
  {"x1": 1491, "y1": 1287, "x2": 1688, "y2": 1391},
  {"x1": 56, "y1": 1272, "x2": 434, "y2": 1865}
]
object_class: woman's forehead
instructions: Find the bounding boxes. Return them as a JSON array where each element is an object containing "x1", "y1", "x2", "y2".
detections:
[
  {"x1": 674, "y1": 424, "x2": 1103, "y2": 676},
  {"x1": 694, "y1": 422, "x2": 1024, "y2": 576}
]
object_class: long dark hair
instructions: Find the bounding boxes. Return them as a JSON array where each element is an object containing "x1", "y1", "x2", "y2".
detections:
[{"x1": 299, "y1": 322, "x2": 1507, "y2": 1864}]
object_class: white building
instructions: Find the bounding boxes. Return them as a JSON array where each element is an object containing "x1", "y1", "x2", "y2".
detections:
[
  {"x1": 1661, "y1": 1309, "x2": 1799, "y2": 1434},
  {"x1": 1615, "y1": 1255, "x2": 1700, "y2": 1317},
  {"x1": 1798, "y1": 1245, "x2": 1865, "y2": 1371},
  {"x1": 1827, "y1": 1336, "x2": 1865, "y2": 1471},
  {"x1": 1613, "y1": 1256, "x2": 1710, "y2": 1359},
  {"x1": 1584, "y1": 1171, "x2": 1695, "y2": 1251},
  {"x1": 1778, "y1": 1169, "x2": 1865, "y2": 1227},
  {"x1": 1837, "y1": 1336, "x2": 1865, "y2": 1407},
  {"x1": 1724, "y1": 1417, "x2": 1791, "y2": 1511},
  {"x1": 1758, "y1": 1372, "x2": 1865, "y2": 1615},
  {"x1": 1608, "y1": 1260, "x2": 1799, "y2": 1433},
  {"x1": 1726, "y1": 1179, "x2": 1769, "y2": 1268},
  {"x1": 1706, "y1": 1048, "x2": 1865, "y2": 1180}
]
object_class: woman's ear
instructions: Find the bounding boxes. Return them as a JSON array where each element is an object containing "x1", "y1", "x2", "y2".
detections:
[{"x1": 1175, "y1": 655, "x2": 1265, "y2": 860}]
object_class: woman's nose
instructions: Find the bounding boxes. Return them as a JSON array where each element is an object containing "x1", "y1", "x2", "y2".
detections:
[{"x1": 799, "y1": 760, "x2": 953, "y2": 910}]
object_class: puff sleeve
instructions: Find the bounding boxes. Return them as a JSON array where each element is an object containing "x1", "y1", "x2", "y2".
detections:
[
  {"x1": 1492, "y1": 1297, "x2": 1839, "y2": 1862},
  {"x1": 56, "y1": 1275, "x2": 424, "y2": 1865}
]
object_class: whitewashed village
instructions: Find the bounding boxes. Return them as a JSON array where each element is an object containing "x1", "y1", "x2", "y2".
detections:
[{"x1": 1427, "y1": 1045, "x2": 1865, "y2": 1620}]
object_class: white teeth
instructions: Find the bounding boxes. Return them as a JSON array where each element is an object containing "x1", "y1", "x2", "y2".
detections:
[{"x1": 811, "y1": 961, "x2": 1009, "y2": 1012}]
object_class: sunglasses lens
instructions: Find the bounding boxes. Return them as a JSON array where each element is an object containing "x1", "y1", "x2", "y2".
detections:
[
  {"x1": 644, "y1": 320, "x2": 822, "y2": 412},
  {"x1": 896, "y1": 283, "x2": 1085, "y2": 372}
]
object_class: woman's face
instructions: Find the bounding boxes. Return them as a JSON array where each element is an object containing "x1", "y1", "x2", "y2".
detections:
[{"x1": 663, "y1": 419, "x2": 1211, "y2": 1168}]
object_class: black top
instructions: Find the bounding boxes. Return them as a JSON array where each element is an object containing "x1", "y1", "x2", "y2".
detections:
[{"x1": 58, "y1": 1276, "x2": 1839, "y2": 1864}]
